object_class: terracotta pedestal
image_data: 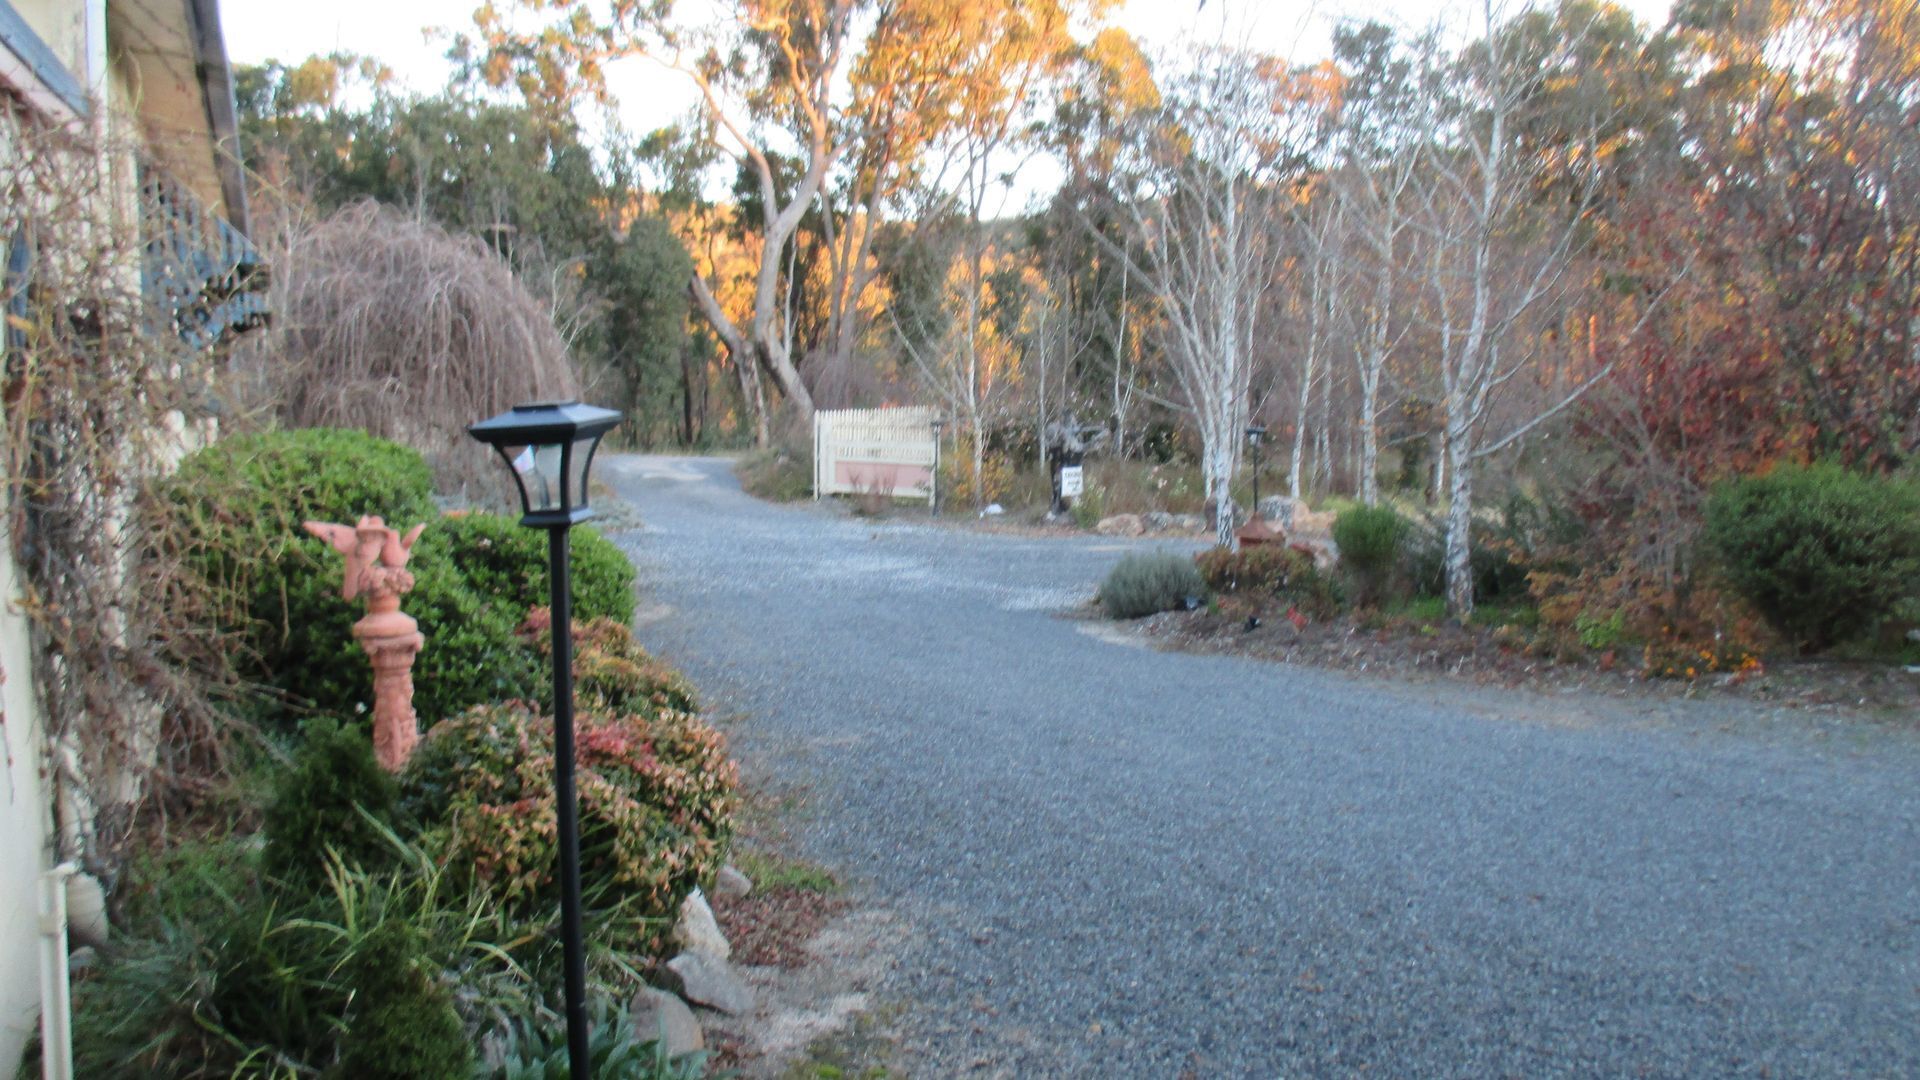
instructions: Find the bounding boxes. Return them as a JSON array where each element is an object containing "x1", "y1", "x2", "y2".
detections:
[
  {"x1": 303, "y1": 516, "x2": 428, "y2": 772},
  {"x1": 354, "y1": 592, "x2": 426, "y2": 772}
]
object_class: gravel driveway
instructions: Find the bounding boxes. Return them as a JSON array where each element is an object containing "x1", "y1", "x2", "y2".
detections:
[{"x1": 603, "y1": 454, "x2": 1920, "y2": 1077}]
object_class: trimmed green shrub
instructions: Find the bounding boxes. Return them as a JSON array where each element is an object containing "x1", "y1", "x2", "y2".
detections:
[
  {"x1": 230, "y1": 531, "x2": 537, "y2": 728},
  {"x1": 263, "y1": 717, "x2": 398, "y2": 885},
  {"x1": 401, "y1": 695, "x2": 737, "y2": 956},
  {"x1": 406, "y1": 556, "x2": 546, "y2": 725},
  {"x1": 415, "y1": 512, "x2": 637, "y2": 626},
  {"x1": 1332, "y1": 505, "x2": 1410, "y2": 605},
  {"x1": 161, "y1": 428, "x2": 436, "y2": 710},
  {"x1": 163, "y1": 430, "x2": 552, "y2": 727},
  {"x1": 1099, "y1": 551, "x2": 1207, "y2": 619},
  {"x1": 333, "y1": 920, "x2": 473, "y2": 1080},
  {"x1": 1704, "y1": 463, "x2": 1920, "y2": 651},
  {"x1": 1194, "y1": 545, "x2": 1340, "y2": 619}
]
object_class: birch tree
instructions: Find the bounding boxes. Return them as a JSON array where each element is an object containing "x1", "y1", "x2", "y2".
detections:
[
  {"x1": 1104, "y1": 48, "x2": 1325, "y2": 546},
  {"x1": 1328, "y1": 21, "x2": 1435, "y2": 506},
  {"x1": 1413, "y1": 2, "x2": 1614, "y2": 617},
  {"x1": 1287, "y1": 187, "x2": 1339, "y2": 503}
]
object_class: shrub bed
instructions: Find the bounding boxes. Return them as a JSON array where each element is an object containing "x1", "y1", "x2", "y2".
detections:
[
  {"x1": 82, "y1": 430, "x2": 726, "y2": 1079},
  {"x1": 163, "y1": 430, "x2": 643, "y2": 728},
  {"x1": 67, "y1": 629, "x2": 732, "y2": 1076},
  {"x1": 1194, "y1": 545, "x2": 1338, "y2": 619}
]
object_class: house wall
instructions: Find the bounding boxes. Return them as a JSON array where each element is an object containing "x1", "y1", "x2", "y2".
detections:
[
  {"x1": 0, "y1": 3, "x2": 147, "y2": 1072},
  {"x1": 0, "y1": 108, "x2": 53, "y2": 1076},
  {"x1": 0, "y1": 471, "x2": 51, "y2": 1074}
]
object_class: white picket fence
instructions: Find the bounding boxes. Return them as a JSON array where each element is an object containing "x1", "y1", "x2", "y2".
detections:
[{"x1": 813, "y1": 407, "x2": 939, "y2": 504}]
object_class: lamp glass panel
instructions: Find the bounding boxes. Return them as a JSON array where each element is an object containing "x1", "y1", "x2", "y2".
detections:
[
  {"x1": 567, "y1": 433, "x2": 598, "y2": 510},
  {"x1": 495, "y1": 445, "x2": 533, "y2": 511},
  {"x1": 517, "y1": 442, "x2": 565, "y2": 512}
]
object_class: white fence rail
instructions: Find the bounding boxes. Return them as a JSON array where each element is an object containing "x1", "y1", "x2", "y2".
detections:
[{"x1": 814, "y1": 407, "x2": 938, "y2": 504}]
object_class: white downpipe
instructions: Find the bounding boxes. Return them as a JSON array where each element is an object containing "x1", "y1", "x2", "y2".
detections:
[
  {"x1": 37, "y1": 862, "x2": 79, "y2": 1080},
  {"x1": 82, "y1": 0, "x2": 108, "y2": 104}
]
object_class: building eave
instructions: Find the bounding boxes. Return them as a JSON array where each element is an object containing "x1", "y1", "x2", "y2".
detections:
[{"x1": 185, "y1": 0, "x2": 247, "y2": 237}]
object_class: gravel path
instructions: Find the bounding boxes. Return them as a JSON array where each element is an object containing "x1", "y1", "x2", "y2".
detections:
[{"x1": 603, "y1": 454, "x2": 1920, "y2": 1078}]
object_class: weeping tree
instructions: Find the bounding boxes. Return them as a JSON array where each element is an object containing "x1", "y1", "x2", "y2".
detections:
[{"x1": 253, "y1": 202, "x2": 578, "y2": 497}]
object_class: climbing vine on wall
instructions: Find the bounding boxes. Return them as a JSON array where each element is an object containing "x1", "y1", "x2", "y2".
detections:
[{"x1": 1, "y1": 108, "x2": 258, "y2": 877}]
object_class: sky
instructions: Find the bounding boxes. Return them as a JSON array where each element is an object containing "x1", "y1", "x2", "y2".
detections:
[
  {"x1": 223, "y1": 0, "x2": 1681, "y2": 100},
  {"x1": 221, "y1": 0, "x2": 1677, "y2": 208}
]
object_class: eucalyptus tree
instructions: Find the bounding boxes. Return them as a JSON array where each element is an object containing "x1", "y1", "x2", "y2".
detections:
[
  {"x1": 467, "y1": 0, "x2": 867, "y2": 442},
  {"x1": 1048, "y1": 28, "x2": 1163, "y2": 459},
  {"x1": 892, "y1": 0, "x2": 1110, "y2": 501}
]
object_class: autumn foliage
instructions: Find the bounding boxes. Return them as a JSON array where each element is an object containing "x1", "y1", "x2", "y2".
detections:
[{"x1": 401, "y1": 618, "x2": 736, "y2": 955}]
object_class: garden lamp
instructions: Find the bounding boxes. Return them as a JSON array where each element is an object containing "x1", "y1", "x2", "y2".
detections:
[
  {"x1": 468, "y1": 400, "x2": 619, "y2": 1080},
  {"x1": 1246, "y1": 424, "x2": 1267, "y2": 521}
]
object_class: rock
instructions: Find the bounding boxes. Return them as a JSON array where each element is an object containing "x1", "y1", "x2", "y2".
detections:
[
  {"x1": 1235, "y1": 518, "x2": 1285, "y2": 547},
  {"x1": 1094, "y1": 513, "x2": 1145, "y2": 537},
  {"x1": 629, "y1": 985, "x2": 705, "y2": 1057},
  {"x1": 1259, "y1": 496, "x2": 1338, "y2": 538},
  {"x1": 1293, "y1": 507, "x2": 1338, "y2": 539},
  {"x1": 981, "y1": 503, "x2": 1005, "y2": 516},
  {"x1": 674, "y1": 888, "x2": 731, "y2": 960},
  {"x1": 1292, "y1": 537, "x2": 1340, "y2": 571},
  {"x1": 1171, "y1": 513, "x2": 1206, "y2": 533},
  {"x1": 665, "y1": 951, "x2": 755, "y2": 1016},
  {"x1": 1143, "y1": 511, "x2": 1175, "y2": 533},
  {"x1": 68, "y1": 946, "x2": 97, "y2": 975},
  {"x1": 66, "y1": 873, "x2": 108, "y2": 948},
  {"x1": 712, "y1": 863, "x2": 753, "y2": 900}
]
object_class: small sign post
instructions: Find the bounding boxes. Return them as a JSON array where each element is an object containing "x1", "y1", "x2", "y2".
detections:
[{"x1": 1059, "y1": 465, "x2": 1084, "y2": 499}]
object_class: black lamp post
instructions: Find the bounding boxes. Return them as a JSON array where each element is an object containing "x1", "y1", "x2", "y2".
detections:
[
  {"x1": 468, "y1": 400, "x2": 619, "y2": 1080},
  {"x1": 1246, "y1": 424, "x2": 1267, "y2": 521}
]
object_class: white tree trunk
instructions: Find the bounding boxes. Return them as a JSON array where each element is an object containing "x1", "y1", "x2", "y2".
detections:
[
  {"x1": 1444, "y1": 411, "x2": 1475, "y2": 617},
  {"x1": 1358, "y1": 366, "x2": 1381, "y2": 505},
  {"x1": 1207, "y1": 428, "x2": 1237, "y2": 547},
  {"x1": 1289, "y1": 371, "x2": 1310, "y2": 503}
]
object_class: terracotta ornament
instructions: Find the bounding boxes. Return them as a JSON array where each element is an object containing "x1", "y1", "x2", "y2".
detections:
[{"x1": 302, "y1": 516, "x2": 428, "y2": 771}]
